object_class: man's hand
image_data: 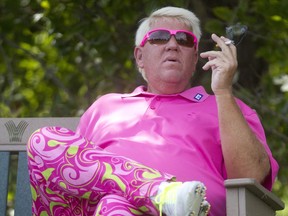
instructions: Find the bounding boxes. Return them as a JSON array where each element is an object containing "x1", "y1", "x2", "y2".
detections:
[{"x1": 200, "y1": 33, "x2": 238, "y2": 96}]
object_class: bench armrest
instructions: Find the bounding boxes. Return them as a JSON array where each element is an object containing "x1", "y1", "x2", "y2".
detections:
[{"x1": 225, "y1": 178, "x2": 285, "y2": 216}]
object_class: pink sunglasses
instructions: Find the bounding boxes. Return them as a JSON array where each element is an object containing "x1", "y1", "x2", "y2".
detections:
[{"x1": 140, "y1": 28, "x2": 198, "y2": 48}]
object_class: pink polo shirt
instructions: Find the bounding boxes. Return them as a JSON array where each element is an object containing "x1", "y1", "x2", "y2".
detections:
[{"x1": 77, "y1": 85, "x2": 279, "y2": 216}]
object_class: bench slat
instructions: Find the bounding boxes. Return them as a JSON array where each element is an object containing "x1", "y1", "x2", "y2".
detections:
[
  {"x1": 14, "y1": 152, "x2": 32, "y2": 216},
  {"x1": 0, "y1": 152, "x2": 10, "y2": 216}
]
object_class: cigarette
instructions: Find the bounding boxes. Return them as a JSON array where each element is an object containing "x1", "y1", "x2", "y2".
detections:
[
  {"x1": 215, "y1": 40, "x2": 235, "y2": 47},
  {"x1": 225, "y1": 40, "x2": 234, "y2": 45}
]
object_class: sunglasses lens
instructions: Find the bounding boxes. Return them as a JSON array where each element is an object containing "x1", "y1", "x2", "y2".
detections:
[
  {"x1": 147, "y1": 30, "x2": 196, "y2": 47},
  {"x1": 148, "y1": 30, "x2": 170, "y2": 44},
  {"x1": 175, "y1": 32, "x2": 195, "y2": 47}
]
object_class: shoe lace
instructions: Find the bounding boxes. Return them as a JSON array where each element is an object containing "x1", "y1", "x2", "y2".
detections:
[{"x1": 154, "y1": 182, "x2": 182, "y2": 216}]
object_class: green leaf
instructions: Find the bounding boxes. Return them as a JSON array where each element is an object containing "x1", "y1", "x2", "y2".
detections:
[{"x1": 212, "y1": 6, "x2": 233, "y2": 21}]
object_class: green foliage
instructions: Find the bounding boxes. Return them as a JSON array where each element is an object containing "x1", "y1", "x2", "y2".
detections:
[{"x1": 213, "y1": 6, "x2": 233, "y2": 22}]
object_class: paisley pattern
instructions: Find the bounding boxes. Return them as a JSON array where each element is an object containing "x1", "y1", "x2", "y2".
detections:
[{"x1": 27, "y1": 127, "x2": 174, "y2": 216}]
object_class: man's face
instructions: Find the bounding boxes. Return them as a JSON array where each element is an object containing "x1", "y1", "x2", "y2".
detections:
[{"x1": 134, "y1": 18, "x2": 199, "y2": 94}]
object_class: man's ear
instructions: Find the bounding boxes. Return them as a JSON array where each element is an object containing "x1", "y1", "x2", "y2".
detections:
[
  {"x1": 134, "y1": 46, "x2": 144, "y2": 69},
  {"x1": 194, "y1": 51, "x2": 199, "y2": 65},
  {"x1": 192, "y1": 50, "x2": 199, "y2": 71}
]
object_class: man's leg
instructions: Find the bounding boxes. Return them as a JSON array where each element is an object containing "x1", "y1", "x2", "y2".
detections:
[{"x1": 27, "y1": 126, "x2": 173, "y2": 216}]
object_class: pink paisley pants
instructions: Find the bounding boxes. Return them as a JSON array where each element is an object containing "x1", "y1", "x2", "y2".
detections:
[{"x1": 27, "y1": 127, "x2": 174, "y2": 216}]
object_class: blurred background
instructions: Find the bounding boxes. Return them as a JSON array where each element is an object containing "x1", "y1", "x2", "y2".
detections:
[{"x1": 0, "y1": 0, "x2": 287, "y2": 215}]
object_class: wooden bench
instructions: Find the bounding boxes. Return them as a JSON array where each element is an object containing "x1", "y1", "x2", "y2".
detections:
[{"x1": 0, "y1": 118, "x2": 285, "y2": 216}]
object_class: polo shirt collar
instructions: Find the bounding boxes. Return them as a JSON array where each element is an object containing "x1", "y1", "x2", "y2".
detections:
[{"x1": 122, "y1": 85, "x2": 209, "y2": 102}]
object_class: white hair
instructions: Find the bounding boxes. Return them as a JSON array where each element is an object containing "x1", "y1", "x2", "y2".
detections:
[{"x1": 135, "y1": 6, "x2": 202, "y2": 46}]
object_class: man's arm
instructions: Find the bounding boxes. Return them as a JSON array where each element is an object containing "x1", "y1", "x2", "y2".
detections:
[
  {"x1": 200, "y1": 33, "x2": 271, "y2": 183},
  {"x1": 215, "y1": 93, "x2": 270, "y2": 182}
]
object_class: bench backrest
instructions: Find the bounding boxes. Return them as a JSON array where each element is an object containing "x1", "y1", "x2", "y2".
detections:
[
  {"x1": 0, "y1": 118, "x2": 80, "y2": 151},
  {"x1": 0, "y1": 117, "x2": 80, "y2": 216}
]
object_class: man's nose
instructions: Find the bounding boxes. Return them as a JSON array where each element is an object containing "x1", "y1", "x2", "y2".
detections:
[{"x1": 166, "y1": 35, "x2": 179, "y2": 49}]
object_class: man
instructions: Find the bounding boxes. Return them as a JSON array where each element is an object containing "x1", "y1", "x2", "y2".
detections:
[{"x1": 79, "y1": 6, "x2": 277, "y2": 215}]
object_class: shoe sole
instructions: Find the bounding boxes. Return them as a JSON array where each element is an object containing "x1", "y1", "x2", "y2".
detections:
[
  {"x1": 198, "y1": 200, "x2": 211, "y2": 216},
  {"x1": 181, "y1": 182, "x2": 207, "y2": 216}
]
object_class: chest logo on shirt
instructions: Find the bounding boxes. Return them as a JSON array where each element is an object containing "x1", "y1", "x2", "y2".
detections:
[{"x1": 194, "y1": 93, "x2": 203, "y2": 101}]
